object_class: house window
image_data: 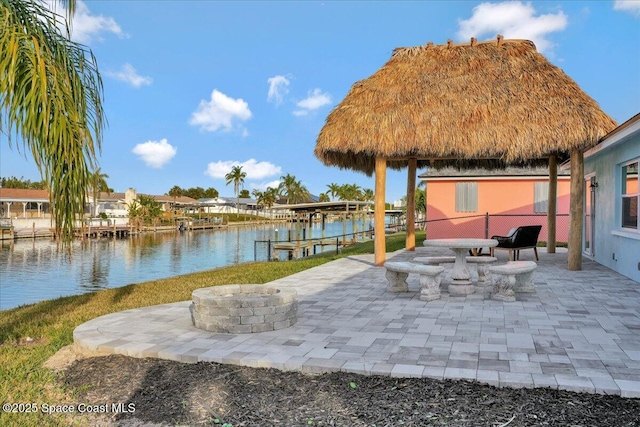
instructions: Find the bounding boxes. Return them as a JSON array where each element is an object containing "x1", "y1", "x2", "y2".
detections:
[
  {"x1": 455, "y1": 182, "x2": 477, "y2": 212},
  {"x1": 534, "y1": 182, "x2": 549, "y2": 213},
  {"x1": 622, "y1": 160, "x2": 639, "y2": 229}
]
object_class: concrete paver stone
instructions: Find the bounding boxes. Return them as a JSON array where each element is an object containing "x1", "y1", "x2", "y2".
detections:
[{"x1": 73, "y1": 247, "x2": 640, "y2": 397}]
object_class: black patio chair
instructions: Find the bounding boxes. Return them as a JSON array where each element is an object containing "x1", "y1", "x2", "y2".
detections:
[{"x1": 489, "y1": 225, "x2": 542, "y2": 261}]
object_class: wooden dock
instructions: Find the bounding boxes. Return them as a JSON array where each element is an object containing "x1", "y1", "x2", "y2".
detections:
[
  {"x1": 184, "y1": 223, "x2": 228, "y2": 231},
  {"x1": 0, "y1": 220, "x2": 14, "y2": 240},
  {"x1": 271, "y1": 237, "x2": 367, "y2": 260},
  {"x1": 72, "y1": 225, "x2": 133, "y2": 238}
]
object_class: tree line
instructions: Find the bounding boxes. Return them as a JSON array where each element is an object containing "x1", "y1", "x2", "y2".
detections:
[
  {"x1": 167, "y1": 185, "x2": 219, "y2": 200},
  {"x1": 221, "y1": 167, "x2": 376, "y2": 210},
  {"x1": 4, "y1": 168, "x2": 382, "y2": 223},
  {"x1": 322, "y1": 183, "x2": 374, "y2": 202},
  {"x1": 0, "y1": 176, "x2": 47, "y2": 189},
  {"x1": 170, "y1": 167, "x2": 378, "y2": 209}
]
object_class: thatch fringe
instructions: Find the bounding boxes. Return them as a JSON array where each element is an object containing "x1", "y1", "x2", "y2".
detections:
[{"x1": 315, "y1": 38, "x2": 617, "y2": 175}]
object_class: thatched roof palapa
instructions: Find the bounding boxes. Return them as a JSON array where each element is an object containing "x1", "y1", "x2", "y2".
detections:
[
  {"x1": 315, "y1": 36, "x2": 618, "y2": 268},
  {"x1": 315, "y1": 37, "x2": 617, "y2": 174}
]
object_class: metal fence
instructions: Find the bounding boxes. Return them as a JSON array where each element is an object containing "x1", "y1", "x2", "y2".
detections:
[
  {"x1": 420, "y1": 213, "x2": 569, "y2": 244},
  {"x1": 253, "y1": 226, "x2": 389, "y2": 262},
  {"x1": 253, "y1": 213, "x2": 569, "y2": 262}
]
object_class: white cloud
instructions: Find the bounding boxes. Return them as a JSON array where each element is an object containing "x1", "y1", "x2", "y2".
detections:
[
  {"x1": 293, "y1": 88, "x2": 332, "y2": 116},
  {"x1": 614, "y1": 0, "x2": 640, "y2": 16},
  {"x1": 189, "y1": 89, "x2": 252, "y2": 132},
  {"x1": 267, "y1": 75, "x2": 291, "y2": 106},
  {"x1": 249, "y1": 180, "x2": 282, "y2": 191},
  {"x1": 44, "y1": 0, "x2": 124, "y2": 44},
  {"x1": 297, "y1": 88, "x2": 332, "y2": 110},
  {"x1": 132, "y1": 139, "x2": 177, "y2": 168},
  {"x1": 106, "y1": 64, "x2": 152, "y2": 88},
  {"x1": 205, "y1": 159, "x2": 281, "y2": 180},
  {"x1": 457, "y1": 1, "x2": 567, "y2": 53}
]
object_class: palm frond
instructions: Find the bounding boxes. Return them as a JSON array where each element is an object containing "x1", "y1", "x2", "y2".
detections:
[{"x1": 0, "y1": 0, "x2": 105, "y2": 241}]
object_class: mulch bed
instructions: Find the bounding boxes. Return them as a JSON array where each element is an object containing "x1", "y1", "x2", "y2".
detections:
[{"x1": 61, "y1": 354, "x2": 640, "y2": 427}]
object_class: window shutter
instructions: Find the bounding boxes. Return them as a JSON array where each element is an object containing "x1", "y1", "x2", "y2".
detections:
[
  {"x1": 455, "y1": 182, "x2": 478, "y2": 212},
  {"x1": 534, "y1": 182, "x2": 549, "y2": 213}
]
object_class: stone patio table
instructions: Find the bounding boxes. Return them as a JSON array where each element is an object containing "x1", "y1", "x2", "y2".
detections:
[{"x1": 423, "y1": 238, "x2": 498, "y2": 295}]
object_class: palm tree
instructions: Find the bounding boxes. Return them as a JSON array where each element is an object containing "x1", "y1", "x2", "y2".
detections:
[
  {"x1": 225, "y1": 165, "x2": 246, "y2": 214},
  {"x1": 251, "y1": 189, "x2": 264, "y2": 212},
  {"x1": 415, "y1": 185, "x2": 427, "y2": 229},
  {"x1": 2, "y1": 0, "x2": 105, "y2": 241},
  {"x1": 327, "y1": 183, "x2": 341, "y2": 201},
  {"x1": 290, "y1": 179, "x2": 311, "y2": 204},
  {"x1": 137, "y1": 195, "x2": 162, "y2": 226},
  {"x1": 278, "y1": 173, "x2": 297, "y2": 204},
  {"x1": 168, "y1": 185, "x2": 184, "y2": 199},
  {"x1": 337, "y1": 183, "x2": 362, "y2": 201},
  {"x1": 168, "y1": 185, "x2": 183, "y2": 219},
  {"x1": 362, "y1": 188, "x2": 374, "y2": 202},
  {"x1": 415, "y1": 186, "x2": 426, "y2": 214},
  {"x1": 263, "y1": 187, "x2": 280, "y2": 219},
  {"x1": 127, "y1": 199, "x2": 142, "y2": 229},
  {"x1": 89, "y1": 168, "x2": 109, "y2": 217},
  {"x1": 318, "y1": 192, "x2": 330, "y2": 202},
  {"x1": 264, "y1": 187, "x2": 279, "y2": 208}
]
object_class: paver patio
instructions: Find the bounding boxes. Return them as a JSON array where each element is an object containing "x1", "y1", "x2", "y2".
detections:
[{"x1": 73, "y1": 247, "x2": 640, "y2": 397}]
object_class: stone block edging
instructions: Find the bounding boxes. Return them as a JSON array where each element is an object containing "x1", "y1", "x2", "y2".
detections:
[{"x1": 192, "y1": 284, "x2": 297, "y2": 333}]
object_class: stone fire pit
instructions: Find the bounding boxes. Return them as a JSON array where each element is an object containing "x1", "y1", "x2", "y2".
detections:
[{"x1": 192, "y1": 284, "x2": 297, "y2": 333}]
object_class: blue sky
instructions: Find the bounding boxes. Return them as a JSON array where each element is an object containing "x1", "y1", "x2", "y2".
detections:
[{"x1": 1, "y1": 1, "x2": 639, "y2": 202}]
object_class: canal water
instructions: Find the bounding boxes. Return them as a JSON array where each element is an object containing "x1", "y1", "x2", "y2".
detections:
[{"x1": 0, "y1": 220, "x2": 370, "y2": 310}]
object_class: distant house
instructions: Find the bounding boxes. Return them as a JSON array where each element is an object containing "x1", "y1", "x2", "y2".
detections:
[
  {"x1": 582, "y1": 113, "x2": 640, "y2": 282},
  {"x1": 150, "y1": 193, "x2": 200, "y2": 214},
  {"x1": 93, "y1": 190, "x2": 130, "y2": 217},
  {"x1": 0, "y1": 187, "x2": 199, "y2": 220},
  {"x1": 97, "y1": 188, "x2": 199, "y2": 217},
  {"x1": 0, "y1": 188, "x2": 50, "y2": 219},
  {"x1": 418, "y1": 167, "x2": 571, "y2": 242},
  {"x1": 199, "y1": 197, "x2": 258, "y2": 214}
]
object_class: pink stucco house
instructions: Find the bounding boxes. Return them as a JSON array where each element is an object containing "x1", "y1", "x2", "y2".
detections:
[{"x1": 419, "y1": 167, "x2": 571, "y2": 243}]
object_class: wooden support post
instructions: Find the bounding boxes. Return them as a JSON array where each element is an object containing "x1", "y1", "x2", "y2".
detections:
[
  {"x1": 547, "y1": 154, "x2": 557, "y2": 253},
  {"x1": 342, "y1": 213, "x2": 347, "y2": 245},
  {"x1": 307, "y1": 213, "x2": 313, "y2": 253},
  {"x1": 568, "y1": 149, "x2": 583, "y2": 270},
  {"x1": 374, "y1": 157, "x2": 387, "y2": 266},
  {"x1": 296, "y1": 213, "x2": 301, "y2": 258},
  {"x1": 351, "y1": 213, "x2": 356, "y2": 243},
  {"x1": 406, "y1": 158, "x2": 417, "y2": 251}
]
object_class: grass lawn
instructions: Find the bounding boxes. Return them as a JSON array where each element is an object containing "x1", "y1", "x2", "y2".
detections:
[{"x1": 0, "y1": 231, "x2": 423, "y2": 426}]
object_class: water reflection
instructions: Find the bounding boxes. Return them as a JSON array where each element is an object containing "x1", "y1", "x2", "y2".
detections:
[
  {"x1": 170, "y1": 234, "x2": 182, "y2": 273},
  {"x1": 78, "y1": 240, "x2": 111, "y2": 290},
  {"x1": 0, "y1": 221, "x2": 364, "y2": 310}
]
